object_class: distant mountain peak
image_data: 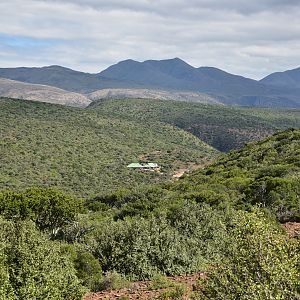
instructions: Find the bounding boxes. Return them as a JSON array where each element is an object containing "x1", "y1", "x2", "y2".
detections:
[
  {"x1": 42, "y1": 65, "x2": 75, "y2": 71},
  {"x1": 144, "y1": 57, "x2": 193, "y2": 67},
  {"x1": 154, "y1": 57, "x2": 188, "y2": 64},
  {"x1": 43, "y1": 65, "x2": 63, "y2": 68},
  {"x1": 115, "y1": 59, "x2": 139, "y2": 65},
  {"x1": 260, "y1": 66, "x2": 300, "y2": 90}
]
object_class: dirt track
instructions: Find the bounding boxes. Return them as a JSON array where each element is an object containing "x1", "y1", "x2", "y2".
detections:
[{"x1": 84, "y1": 273, "x2": 205, "y2": 300}]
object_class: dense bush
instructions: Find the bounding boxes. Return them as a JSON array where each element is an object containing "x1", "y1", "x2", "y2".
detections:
[
  {"x1": 199, "y1": 209, "x2": 300, "y2": 299},
  {"x1": 0, "y1": 98, "x2": 216, "y2": 197},
  {"x1": 0, "y1": 218, "x2": 86, "y2": 300},
  {"x1": 91, "y1": 98, "x2": 300, "y2": 152},
  {"x1": 246, "y1": 177, "x2": 300, "y2": 221},
  {"x1": 0, "y1": 188, "x2": 84, "y2": 238},
  {"x1": 0, "y1": 98, "x2": 299, "y2": 299},
  {"x1": 83, "y1": 203, "x2": 228, "y2": 279},
  {"x1": 170, "y1": 128, "x2": 300, "y2": 221}
]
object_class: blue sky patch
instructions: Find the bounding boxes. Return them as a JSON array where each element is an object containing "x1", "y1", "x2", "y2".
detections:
[{"x1": 0, "y1": 34, "x2": 52, "y2": 48}]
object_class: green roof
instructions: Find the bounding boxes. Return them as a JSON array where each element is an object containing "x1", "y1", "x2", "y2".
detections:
[
  {"x1": 147, "y1": 163, "x2": 158, "y2": 167},
  {"x1": 127, "y1": 162, "x2": 159, "y2": 168},
  {"x1": 127, "y1": 163, "x2": 144, "y2": 168}
]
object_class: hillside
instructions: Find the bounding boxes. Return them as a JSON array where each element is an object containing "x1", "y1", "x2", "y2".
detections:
[
  {"x1": 0, "y1": 78, "x2": 91, "y2": 107},
  {"x1": 90, "y1": 98, "x2": 300, "y2": 152},
  {"x1": 0, "y1": 98, "x2": 217, "y2": 197},
  {"x1": 89, "y1": 128, "x2": 300, "y2": 223},
  {"x1": 88, "y1": 88, "x2": 222, "y2": 104},
  {"x1": 173, "y1": 128, "x2": 300, "y2": 221}
]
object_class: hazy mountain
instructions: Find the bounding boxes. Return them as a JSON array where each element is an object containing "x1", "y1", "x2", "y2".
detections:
[
  {"x1": 0, "y1": 65, "x2": 135, "y2": 93},
  {"x1": 103, "y1": 58, "x2": 271, "y2": 95},
  {"x1": 1, "y1": 59, "x2": 300, "y2": 108},
  {"x1": 98, "y1": 58, "x2": 300, "y2": 107},
  {"x1": 260, "y1": 67, "x2": 300, "y2": 90},
  {"x1": 0, "y1": 78, "x2": 91, "y2": 107}
]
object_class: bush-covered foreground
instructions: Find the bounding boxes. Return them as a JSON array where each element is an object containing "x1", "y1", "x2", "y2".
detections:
[
  {"x1": 0, "y1": 218, "x2": 86, "y2": 300},
  {"x1": 198, "y1": 209, "x2": 300, "y2": 300},
  {"x1": 0, "y1": 129, "x2": 299, "y2": 299}
]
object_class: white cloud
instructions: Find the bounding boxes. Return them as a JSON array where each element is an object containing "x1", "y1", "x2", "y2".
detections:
[{"x1": 0, "y1": 0, "x2": 299, "y2": 78}]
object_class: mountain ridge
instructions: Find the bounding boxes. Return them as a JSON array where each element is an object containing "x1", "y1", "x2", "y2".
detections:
[
  {"x1": 1, "y1": 58, "x2": 300, "y2": 108},
  {"x1": 260, "y1": 66, "x2": 300, "y2": 90}
]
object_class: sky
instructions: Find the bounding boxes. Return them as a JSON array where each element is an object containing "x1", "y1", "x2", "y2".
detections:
[{"x1": 0, "y1": 0, "x2": 300, "y2": 79}]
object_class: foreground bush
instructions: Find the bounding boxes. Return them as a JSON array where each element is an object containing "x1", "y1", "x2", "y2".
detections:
[
  {"x1": 0, "y1": 218, "x2": 86, "y2": 300},
  {"x1": 86, "y1": 203, "x2": 228, "y2": 279},
  {"x1": 199, "y1": 209, "x2": 300, "y2": 299}
]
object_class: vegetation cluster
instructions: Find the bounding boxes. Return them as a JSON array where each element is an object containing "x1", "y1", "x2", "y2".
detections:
[
  {"x1": 0, "y1": 98, "x2": 299, "y2": 299},
  {"x1": 0, "y1": 98, "x2": 216, "y2": 197}
]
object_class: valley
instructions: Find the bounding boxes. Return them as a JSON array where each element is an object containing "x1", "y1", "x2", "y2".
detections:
[
  {"x1": 2, "y1": 96, "x2": 300, "y2": 197},
  {"x1": 90, "y1": 98, "x2": 300, "y2": 152}
]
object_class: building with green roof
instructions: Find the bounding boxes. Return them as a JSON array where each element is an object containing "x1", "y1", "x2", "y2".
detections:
[{"x1": 127, "y1": 162, "x2": 160, "y2": 171}]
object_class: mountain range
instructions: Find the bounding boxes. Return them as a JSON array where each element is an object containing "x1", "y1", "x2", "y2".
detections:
[{"x1": 0, "y1": 58, "x2": 300, "y2": 108}]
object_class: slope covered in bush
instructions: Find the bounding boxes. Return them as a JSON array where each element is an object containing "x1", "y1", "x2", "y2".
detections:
[
  {"x1": 177, "y1": 128, "x2": 300, "y2": 221},
  {"x1": 0, "y1": 218, "x2": 85, "y2": 300},
  {"x1": 0, "y1": 98, "x2": 217, "y2": 197},
  {"x1": 0, "y1": 129, "x2": 299, "y2": 297},
  {"x1": 90, "y1": 98, "x2": 300, "y2": 152},
  {"x1": 89, "y1": 128, "x2": 300, "y2": 222}
]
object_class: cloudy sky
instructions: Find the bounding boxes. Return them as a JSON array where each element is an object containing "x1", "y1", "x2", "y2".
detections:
[{"x1": 0, "y1": 0, "x2": 299, "y2": 79}]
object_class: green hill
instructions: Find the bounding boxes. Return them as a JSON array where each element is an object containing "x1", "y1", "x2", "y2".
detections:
[
  {"x1": 176, "y1": 128, "x2": 300, "y2": 221},
  {"x1": 0, "y1": 116, "x2": 299, "y2": 298},
  {"x1": 90, "y1": 98, "x2": 300, "y2": 152},
  {"x1": 0, "y1": 98, "x2": 217, "y2": 197},
  {"x1": 93, "y1": 128, "x2": 300, "y2": 222}
]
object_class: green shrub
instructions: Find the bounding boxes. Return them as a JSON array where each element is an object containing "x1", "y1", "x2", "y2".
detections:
[
  {"x1": 0, "y1": 188, "x2": 84, "y2": 238},
  {"x1": 84, "y1": 203, "x2": 229, "y2": 280},
  {"x1": 0, "y1": 218, "x2": 86, "y2": 300},
  {"x1": 199, "y1": 209, "x2": 300, "y2": 299},
  {"x1": 74, "y1": 251, "x2": 103, "y2": 291},
  {"x1": 99, "y1": 271, "x2": 129, "y2": 291},
  {"x1": 158, "y1": 284, "x2": 185, "y2": 300},
  {"x1": 149, "y1": 274, "x2": 174, "y2": 290}
]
